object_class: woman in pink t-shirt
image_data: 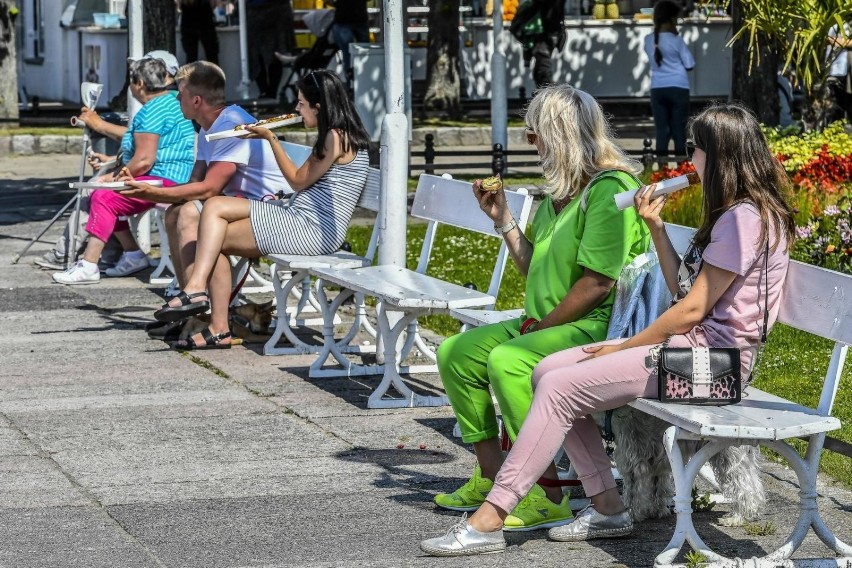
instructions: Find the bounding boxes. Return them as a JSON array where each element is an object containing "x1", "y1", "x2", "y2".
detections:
[{"x1": 420, "y1": 103, "x2": 796, "y2": 556}]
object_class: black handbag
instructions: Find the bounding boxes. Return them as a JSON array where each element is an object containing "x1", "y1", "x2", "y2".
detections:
[
  {"x1": 657, "y1": 242, "x2": 769, "y2": 406},
  {"x1": 658, "y1": 347, "x2": 742, "y2": 405}
]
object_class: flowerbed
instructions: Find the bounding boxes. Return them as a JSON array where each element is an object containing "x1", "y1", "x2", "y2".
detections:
[{"x1": 646, "y1": 121, "x2": 852, "y2": 275}]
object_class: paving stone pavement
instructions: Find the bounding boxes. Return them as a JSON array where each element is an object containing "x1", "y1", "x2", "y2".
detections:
[{"x1": 0, "y1": 154, "x2": 849, "y2": 568}]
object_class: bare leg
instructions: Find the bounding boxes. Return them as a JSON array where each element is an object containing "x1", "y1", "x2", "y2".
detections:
[
  {"x1": 183, "y1": 252, "x2": 234, "y2": 348},
  {"x1": 182, "y1": 196, "x2": 257, "y2": 293},
  {"x1": 176, "y1": 203, "x2": 202, "y2": 288},
  {"x1": 475, "y1": 439, "x2": 563, "y2": 504},
  {"x1": 81, "y1": 235, "x2": 106, "y2": 264},
  {"x1": 114, "y1": 229, "x2": 140, "y2": 252}
]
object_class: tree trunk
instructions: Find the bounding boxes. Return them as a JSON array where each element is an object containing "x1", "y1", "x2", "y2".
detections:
[
  {"x1": 424, "y1": 0, "x2": 461, "y2": 119},
  {"x1": 730, "y1": 0, "x2": 779, "y2": 125},
  {"x1": 144, "y1": 0, "x2": 177, "y2": 53},
  {"x1": 0, "y1": 1, "x2": 19, "y2": 127}
]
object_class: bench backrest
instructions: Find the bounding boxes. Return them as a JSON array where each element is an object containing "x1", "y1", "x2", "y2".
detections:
[
  {"x1": 410, "y1": 173, "x2": 534, "y2": 305},
  {"x1": 662, "y1": 222, "x2": 850, "y2": 418},
  {"x1": 281, "y1": 141, "x2": 313, "y2": 167}
]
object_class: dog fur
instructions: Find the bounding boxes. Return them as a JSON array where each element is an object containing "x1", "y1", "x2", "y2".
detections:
[
  {"x1": 177, "y1": 299, "x2": 275, "y2": 344},
  {"x1": 600, "y1": 406, "x2": 765, "y2": 524}
]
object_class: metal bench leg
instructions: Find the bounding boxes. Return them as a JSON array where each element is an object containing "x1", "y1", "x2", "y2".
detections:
[
  {"x1": 308, "y1": 279, "x2": 381, "y2": 377},
  {"x1": 655, "y1": 427, "x2": 732, "y2": 567},
  {"x1": 264, "y1": 266, "x2": 323, "y2": 355},
  {"x1": 149, "y1": 209, "x2": 175, "y2": 284},
  {"x1": 762, "y1": 437, "x2": 852, "y2": 563},
  {"x1": 367, "y1": 303, "x2": 448, "y2": 409}
]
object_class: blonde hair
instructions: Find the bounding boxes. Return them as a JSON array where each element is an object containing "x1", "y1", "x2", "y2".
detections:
[
  {"x1": 175, "y1": 61, "x2": 226, "y2": 107},
  {"x1": 524, "y1": 84, "x2": 640, "y2": 202}
]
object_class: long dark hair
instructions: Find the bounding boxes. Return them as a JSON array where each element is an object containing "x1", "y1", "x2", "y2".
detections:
[
  {"x1": 690, "y1": 103, "x2": 795, "y2": 252},
  {"x1": 652, "y1": 0, "x2": 681, "y2": 66},
  {"x1": 296, "y1": 70, "x2": 370, "y2": 160}
]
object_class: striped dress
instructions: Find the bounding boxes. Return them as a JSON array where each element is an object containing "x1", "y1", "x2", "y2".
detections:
[{"x1": 249, "y1": 150, "x2": 369, "y2": 256}]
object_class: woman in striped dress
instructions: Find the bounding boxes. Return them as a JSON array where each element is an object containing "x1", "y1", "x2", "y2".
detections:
[{"x1": 159, "y1": 69, "x2": 370, "y2": 349}]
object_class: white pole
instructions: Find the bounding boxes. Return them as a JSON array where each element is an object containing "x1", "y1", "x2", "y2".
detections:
[
  {"x1": 127, "y1": 0, "x2": 150, "y2": 252},
  {"x1": 237, "y1": 0, "x2": 251, "y2": 99},
  {"x1": 379, "y1": 0, "x2": 408, "y2": 268},
  {"x1": 491, "y1": 0, "x2": 508, "y2": 161}
]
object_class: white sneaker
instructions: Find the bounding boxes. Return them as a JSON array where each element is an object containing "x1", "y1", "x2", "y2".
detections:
[
  {"x1": 53, "y1": 260, "x2": 100, "y2": 285},
  {"x1": 104, "y1": 252, "x2": 151, "y2": 277}
]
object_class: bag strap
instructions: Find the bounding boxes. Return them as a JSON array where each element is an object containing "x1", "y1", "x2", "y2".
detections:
[{"x1": 580, "y1": 170, "x2": 642, "y2": 212}]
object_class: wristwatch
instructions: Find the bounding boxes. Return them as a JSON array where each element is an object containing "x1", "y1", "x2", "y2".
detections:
[{"x1": 494, "y1": 217, "x2": 518, "y2": 235}]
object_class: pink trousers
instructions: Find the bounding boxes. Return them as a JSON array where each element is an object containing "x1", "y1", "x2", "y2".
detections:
[
  {"x1": 86, "y1": 176, "x2": 176, "y2": 242},
  {"x1": 486, "y1": 334, "x2": 695, "y2": 514}
]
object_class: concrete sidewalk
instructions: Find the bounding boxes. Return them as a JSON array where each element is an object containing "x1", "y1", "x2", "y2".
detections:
[{"x1": 0, "y1": 154, "x2": 849, "y2": 568}]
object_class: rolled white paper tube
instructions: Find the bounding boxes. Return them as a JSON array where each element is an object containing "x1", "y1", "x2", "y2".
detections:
[{"x1": 614, "y1": 173, "x2": 700, "y2": 210}]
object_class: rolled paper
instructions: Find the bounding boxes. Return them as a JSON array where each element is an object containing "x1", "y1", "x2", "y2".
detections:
[{"x1": 614, "y1": 172, "x2": 700, "y2": 210}]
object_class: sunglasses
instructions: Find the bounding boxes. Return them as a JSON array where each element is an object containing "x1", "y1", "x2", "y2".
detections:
[{"x1": 525, "y1": 126, "x2": 537, "y2": 146}]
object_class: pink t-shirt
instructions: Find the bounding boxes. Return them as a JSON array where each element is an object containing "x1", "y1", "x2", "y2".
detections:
[{"x1": 680, "y1": 202, "x2": 790, "y2": 373}]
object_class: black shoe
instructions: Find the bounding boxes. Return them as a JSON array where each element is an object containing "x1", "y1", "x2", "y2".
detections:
[{"x1": 147, "y1": 320, "x2": 184, "y2": 340}]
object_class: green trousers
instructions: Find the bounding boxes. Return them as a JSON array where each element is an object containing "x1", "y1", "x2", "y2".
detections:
[{"x1": 437, "y1": 317, "x2": 608, "y2": 444}]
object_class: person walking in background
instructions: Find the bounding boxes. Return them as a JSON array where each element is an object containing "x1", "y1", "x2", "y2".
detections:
[
  {"x1": 429, "y1": 84, "x2": 649, "y2": 532},
  {"x1": 247, "y1": 0, "x2": 296, "y2": 99},
  {"x1": 421, "y1": 102, "x2": 795, "y2": 558},
  {"x1": 328, "y1": 0, "x2": 369, "y2": 85},
  {"x1": 179, "y1": 0, "x2": 220, "y2": 65},
  {"x1": 826, "y1": 21, "x2": 852, "y2": 123},
  {"x1": 509, "y1": 0, "x2": 566, "y2": 88},
  {"x1": 644, "y1": 0, "x2": 695, "y2": 157}
]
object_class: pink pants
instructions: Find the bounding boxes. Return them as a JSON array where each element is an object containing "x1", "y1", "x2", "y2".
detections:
[
  {"x1": 86, "y1": 176, "x2": 176, "y2": 242},
  {"x1": 487, "y1": 334, "x2": 695, "y2": 514}
]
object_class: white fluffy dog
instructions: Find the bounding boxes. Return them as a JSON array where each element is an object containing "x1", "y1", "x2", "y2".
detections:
[{"x1": 599, "y1": 406, "x2": 765, "y2": 525}]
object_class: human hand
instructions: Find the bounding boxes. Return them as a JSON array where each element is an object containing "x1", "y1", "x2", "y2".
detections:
[
  {"x1": 243, "y1": 124, "x2": 277, "y2": 143},
  {"x1": 472, "y1": 177, "x2": 510, "y2": 226},
  {"x1": 78, "y1": 106, "x2": 102, "y2": 130},
  {"x1": 579, "y1": 343, "x2": 622, "y2": 362},
  {"x1": 119, "y1": 180, "x2": 155, "y2": 198},
  {"x1": 116, "y1": 166, "x2": 134, "y2": 182},
  {"x1": 95, "y1": 173, "x2": 116, "y2": 183},
  {"x1": 634, "y1": 183, "x2": 667, "y2": 232},
  {"x1": 87, "y1": 151, "x2": 111, "y2": 170}
]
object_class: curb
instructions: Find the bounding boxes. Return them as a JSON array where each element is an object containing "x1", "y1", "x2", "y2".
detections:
[{"x1": 0, "y1": 126, "x2": 531, "y2": 157}]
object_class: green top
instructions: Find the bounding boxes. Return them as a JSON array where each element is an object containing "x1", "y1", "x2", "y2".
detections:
[{"x1": 524, "y1": 171, "x2": 650, "y2": 327}]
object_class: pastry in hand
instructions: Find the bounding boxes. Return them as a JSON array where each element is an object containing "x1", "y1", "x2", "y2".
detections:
[{"x1": 480, "y1": 174, "x2": 503, "y2": 193}]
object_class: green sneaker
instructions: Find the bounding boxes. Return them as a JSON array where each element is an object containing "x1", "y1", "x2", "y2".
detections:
[
  {"x1": 503, "y1": 484, "x2": 573, "y2": 532},
  {"x1": 434, "y1": 465, "x2": 493, "y2": 512}
]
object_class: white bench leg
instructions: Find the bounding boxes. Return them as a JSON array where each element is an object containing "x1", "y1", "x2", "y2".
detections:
[
  {"x1": 655, "y1": 427, "x2": 732, "y2": 567},
  {"x1": 149, "y1": 209, "x2": 175, "y2": 285},
  {"x1": 367, "y1": 303, "x2": 448, "y2": 409},
  {"x1": 307, "y1": 279, "x2": 379, "y2": 377},
  {"x1": 264, "y1": 266, "x2": 323, "y2": 355}
]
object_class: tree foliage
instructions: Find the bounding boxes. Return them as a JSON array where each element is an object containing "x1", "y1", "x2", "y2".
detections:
[
  {"x1": 727, "y1": 0, "x2": 852, "y2": 128},
  {"x1": 0, "y1": 1, "x2": 19, "y2": 125}
]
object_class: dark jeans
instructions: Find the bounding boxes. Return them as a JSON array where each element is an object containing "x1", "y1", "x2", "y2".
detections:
[
  {"x1": 181, "y1": 25, "x2": 220, "y2": 66},
  {"x1": 650, "y1": 87, "x2": 690, "y2": 156},
  {"x1": 531, "y1": 39, "x2": 555, "y2": 88}
]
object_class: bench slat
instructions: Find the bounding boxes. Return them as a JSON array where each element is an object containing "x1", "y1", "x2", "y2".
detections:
[
  {"x1": 313, "y1": 265, "x2": 495, "y2": 310},
  {"x1": 452, "y1": 308, "x2": 524, "y2": 327},
  {"x1": 778, "y1": 261, "x2": 852, "y2": 345},
  {"x1": 266, "y1": 251, "x2": 371, "y2": 270},
  {"x1": 631, "y1": 388, "x2": 841, "y2": 440}
]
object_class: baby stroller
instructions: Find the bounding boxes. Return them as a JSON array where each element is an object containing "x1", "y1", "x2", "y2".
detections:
[{"x1": 278, "y1": 9, "x2": 339, "y2": 109}]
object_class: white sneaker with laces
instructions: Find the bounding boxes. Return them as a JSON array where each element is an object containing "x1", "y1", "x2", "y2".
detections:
[
  {"x1": 34, "y1": 250, "x2": 66, "y2": 270},
  {"x1": 105, "y1": 252, "x2": 151, "y2": 277},
  {"x1": 53, "y1": 260, "x2": 100, "y2": 285}
]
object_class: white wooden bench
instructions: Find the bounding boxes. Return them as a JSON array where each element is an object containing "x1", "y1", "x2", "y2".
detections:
[
  {"x1": 451, "y1": 222, "x2": 851, "y2": 565},
  {"x1": 309, "y1": 173, "x2": 534, "y2": 408},
  {"x1": 262, "y1": 165, "x2": 381, "y2": 355}
]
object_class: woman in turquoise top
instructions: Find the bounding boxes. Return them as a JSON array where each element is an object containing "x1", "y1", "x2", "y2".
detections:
[
  {"x1": 431, "y1": 84, "x2": 650, "y2": 531},
  {"x1": 53, "y1": 58, "x2": 195, "y2": 285}
]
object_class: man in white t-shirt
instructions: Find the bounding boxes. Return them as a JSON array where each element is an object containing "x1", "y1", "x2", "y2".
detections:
[
  {"x1": 123, "y1": 61, "x2": 291, "y2": 338},
  {"x1": 826, "y1": 22, "x2": 851, "y2": 122}
]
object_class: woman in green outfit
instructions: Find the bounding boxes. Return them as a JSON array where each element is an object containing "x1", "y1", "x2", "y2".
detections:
[{"x1": 434, "y1": 84, "x2": 650, "y2": 531}]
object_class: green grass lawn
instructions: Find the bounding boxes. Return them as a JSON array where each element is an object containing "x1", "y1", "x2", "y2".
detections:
[{"x1": 344, "y1": 222, "x2": 852, "y2": 486}]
